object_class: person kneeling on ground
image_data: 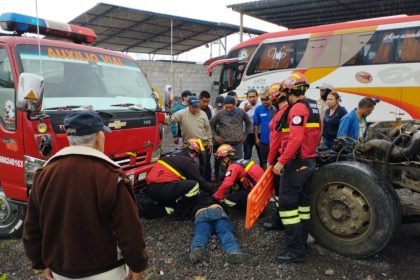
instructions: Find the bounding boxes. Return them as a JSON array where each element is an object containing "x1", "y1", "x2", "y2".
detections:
[
  {"x1": 189, "y1": 192, "x2": 254, "y2": 265},
  {"x1": 143, "y1": 138, "x2": 216, "y2": 219},
  {"x1": 213, "y1": 144, "x2": 264, "y2": 210}
]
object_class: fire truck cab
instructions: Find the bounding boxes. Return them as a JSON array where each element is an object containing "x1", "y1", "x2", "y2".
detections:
[{"x1": 0, "y1": 13, "x2": 165, "y2": 238}]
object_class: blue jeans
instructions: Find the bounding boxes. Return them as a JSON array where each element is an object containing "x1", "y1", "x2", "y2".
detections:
[{"x1": 191, "y1": 207, "x2": 241, "y2": 254}]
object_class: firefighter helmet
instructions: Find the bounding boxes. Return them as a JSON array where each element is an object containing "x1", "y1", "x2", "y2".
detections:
[
  {"x1": 216, "y1": 144, "x2": 236, "y2": 159},
  {"x1": 186, "y1": 138, "x2": 204, "y2": 153},
  {"x1": 268, "y1": 82, "x2": 286, "y2": 103},
  {"x1": 282, "y1": 72, "x2": 310, "y2": 96}
]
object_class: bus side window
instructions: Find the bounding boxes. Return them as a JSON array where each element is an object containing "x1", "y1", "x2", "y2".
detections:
[
  {"x1": 396, "y1": 27, "x2": 420, "y2": 62},
  {"x1": 0, "y1": 48, "x2": 16, "y2": 130},
  {"x1": 372, "y1": 32, "x2": 394, "y2": 64},
  {"x1": 344, "y1": 32, "x2": 395, "y2": 65},
  {"x1": 294, "y1": 39, "x2": 308, "y2": 68}
]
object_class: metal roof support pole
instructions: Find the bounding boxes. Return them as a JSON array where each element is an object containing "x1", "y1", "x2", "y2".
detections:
[
  {"x1": 170, "y1": 19, "x2": 173, "y2": 93},
  {"x1": 224, "y1": 30, "x2": 227, "y2": 55},
  {"x1": 239, "y1": 12, "x2": 243, "y2": 43}
]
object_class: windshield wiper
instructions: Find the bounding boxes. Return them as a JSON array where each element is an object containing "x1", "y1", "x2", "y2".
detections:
[
  {"x1": 127, "y1": 106, "x2": 156, "y2": 113},
  {"x1": 111, "y1": 103, "x2": 156, "y2": 113},
  {"x1": 44, "y1": 105, "x2": 84, "y2": 111},
  {"x1": 110, "y1": 103, "x2": 135, "y2": 107}
]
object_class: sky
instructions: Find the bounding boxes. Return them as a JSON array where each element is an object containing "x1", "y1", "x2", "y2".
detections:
[{"x1": 0, "y1": 0, "x2": 283, "y2": 63}]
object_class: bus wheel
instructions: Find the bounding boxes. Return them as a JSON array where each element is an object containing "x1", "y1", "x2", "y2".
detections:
[
  {"x1": 0, "y1": 190, "x2": 25, "y2": 239},
  {"x1": 310, "y1": 161, "x2": 401, "y2": 258}
]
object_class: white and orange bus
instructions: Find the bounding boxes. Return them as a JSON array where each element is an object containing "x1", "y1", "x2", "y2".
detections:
[{"x1": 211, "y1": 15, "x2": 420, "y2": 121}]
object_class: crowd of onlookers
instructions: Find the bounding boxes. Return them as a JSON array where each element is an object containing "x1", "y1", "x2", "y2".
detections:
[{"x1": 167, "y1": 82, "x2": 376, "y2": 178}]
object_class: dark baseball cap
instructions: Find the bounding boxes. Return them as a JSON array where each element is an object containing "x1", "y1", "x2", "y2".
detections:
[
  {"x1": 181, "y1": 90, "x2": 192, "y2": 98},
  {"x1": 187, "y1": 96, "x2": 200, "y2": 108},
  {"x1": 64, "y1": 111, "x2": 111, "y2": 136}
]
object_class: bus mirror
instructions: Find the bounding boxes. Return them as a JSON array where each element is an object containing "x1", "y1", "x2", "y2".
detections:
[{"x1": 17, "y1": 73, "x2": 45, "y2": 112}]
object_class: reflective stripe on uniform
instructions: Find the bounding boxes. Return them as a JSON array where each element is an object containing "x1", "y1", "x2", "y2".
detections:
[
  {"x1": 224, "y1": 198, "x2": 236, "y2": 207},
  {"x1": 299, "y1": 213, "x2": 310, "y2": 220},
  {"x1": 185, "y1": 183, "x2": 200, "y2": 197},
  {"x1": 299, "y1": 205, "x2": 310, "y2": 220},
  {"x1": 281, "y1": 216, "x2": 301, "y2": 225},
  {"x1": 282, "y1": 123, "x2": 319, "y2": 132},
  {"x1": 197, "y1": 139, "x2": 205, "y2": 151},
  {"x1": 240, "y1": 161, "x2": 255, "y2": 182},
  {"x1": 165, "y1": 207, "x2": 174, "y2": 215},
  {"x1": 157, "y1": 160, "x2": 186, "y2": 180},
  {"x1": 279, "y1": 209, "x2": 299, "y2": 218},
  {"x1": 244, "y1": 161, "x2": 254, "y2": 172},
  {"x1": 280, "y1": 209, "x2": 300, "y2": 225},
  {"x1": 298, "y1": 206, "x2": 310, "y2": 213},
  {"x1": 305, "y1": 122, "x2": 320, "y2": 128}
]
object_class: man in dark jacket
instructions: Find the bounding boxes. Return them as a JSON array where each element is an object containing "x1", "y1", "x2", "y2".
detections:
[
  {"x1": 23, "y1": 111, "x2": 148, "y2": 280},
  {"x1": 210, "y1": 95, "x2": 252, "y2": 159}
]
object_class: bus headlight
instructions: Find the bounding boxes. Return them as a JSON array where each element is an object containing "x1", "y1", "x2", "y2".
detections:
[
  {"x1": 24, "y1": 156, "x2": 46, "y2": 188},
  {"x1": 151, "y1": 145, "x2": 161, "y2": 163}
]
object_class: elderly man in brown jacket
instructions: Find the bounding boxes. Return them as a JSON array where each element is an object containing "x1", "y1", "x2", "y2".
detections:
[{"x1": 23, "y1": 111, "x2": 148, "y2": 280}]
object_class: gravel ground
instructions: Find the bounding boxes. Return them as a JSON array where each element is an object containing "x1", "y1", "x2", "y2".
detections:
[
  {"x1": 1, "y1": 127, "x2": 420, "y2": 279},
  {"x1": 1, "y1": 211, "x2": 420, "y2": 280}
]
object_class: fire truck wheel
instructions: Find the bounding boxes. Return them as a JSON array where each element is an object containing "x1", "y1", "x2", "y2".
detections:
[
  {"x1": 310, "y1": 161, "x2": 401, "y2": 258},
  {"x1": 0, "y1": 190, "x2": 25, "y2": 239}
]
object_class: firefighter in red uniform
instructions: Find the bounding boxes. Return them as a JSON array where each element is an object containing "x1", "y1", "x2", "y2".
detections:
[
  {"x1": 145, "y1": 138, "x2": 216, "y2": 219},
  {"x1": 264, "y1": 82, "x2": 289, "y2": 231},
  {"x1": 272, "y1": 73, "x2": 321, "y2": 263},
  {"x1": 213, "y1": 144, "x2": 264, "y2": 210}
]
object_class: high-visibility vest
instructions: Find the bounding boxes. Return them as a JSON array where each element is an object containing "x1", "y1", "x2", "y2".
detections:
[{"x1": 275, "y1": 98, "x2": 320, "y2": 133}]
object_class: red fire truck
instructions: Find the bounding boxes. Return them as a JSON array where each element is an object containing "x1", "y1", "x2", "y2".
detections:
[{"x1": 0, "y1": 13, "x2": 165, "y2": 238}]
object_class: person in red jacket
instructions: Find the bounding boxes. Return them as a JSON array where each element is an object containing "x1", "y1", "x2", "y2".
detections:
[
  {"x1": 272, "y1": 73, "x2": 321, "y2": 263},
  {"x1": 263, "y1": 82, "x2": 289, "y2": 231},
  {"x1": 144, "y1": 138, "x2": 215, "y2": 219},
  {"x1": 213, "y1": 144, "x2": 264, "y2": 210}
]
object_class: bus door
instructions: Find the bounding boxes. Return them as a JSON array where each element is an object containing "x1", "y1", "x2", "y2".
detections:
[{"x1": 0, "y1": 46, "x2": 25, "y2": 200}]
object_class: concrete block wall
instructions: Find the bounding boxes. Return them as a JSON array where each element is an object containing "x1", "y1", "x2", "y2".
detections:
[{"x1": 138, "y1": 60, "x2": 221, "y2": 104}]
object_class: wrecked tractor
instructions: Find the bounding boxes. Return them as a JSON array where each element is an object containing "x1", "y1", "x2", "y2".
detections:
[{"x1": 312, "y1": 120, "x2": 420, "y2": 258}]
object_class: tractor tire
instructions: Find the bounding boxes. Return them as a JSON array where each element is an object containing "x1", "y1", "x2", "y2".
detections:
[
  {"x1": 310, "y1": 161, "x2": 401, "y2": 258},
  {"x1": 0, "y1": 190, "x2": 25, "y2": 239}
]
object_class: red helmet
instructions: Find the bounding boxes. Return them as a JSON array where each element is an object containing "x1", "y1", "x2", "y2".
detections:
[
  {"x1": 268, "y1": 83, "x2": 285, "y2": 103},
  {"x1": 186, "y1": 138, "x2": 204, "y2": 153},
  {"x1": 216, "y1": 144, "x2": 236, "y2": 159},
  {"x1": 282, "y1": 73, "x2": 309, "y2": 96}
]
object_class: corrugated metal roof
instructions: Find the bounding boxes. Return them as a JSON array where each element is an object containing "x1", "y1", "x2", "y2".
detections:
[
  {"x1": 228, "y1": 0, "x2": 420, "y2": 29},
  {"x1": 69, "y1": 3, "x2": 265, "y2": 55}
]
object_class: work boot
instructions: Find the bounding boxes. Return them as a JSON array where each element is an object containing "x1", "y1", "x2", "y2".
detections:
[
  {"x1": 275, "y1": 251, "x2": 305, "y2": 263},
  {"x1": 189, "y1": 247, "x2": 206, "y2": 264},
  {"x1": 263, "y1": 213, "x2": 285, "y2": 231},
  {"x1": 263, "y1": 221, "x2": 285, "y2": 231},
  {"x1": 226, "y1": 252, "x2": 255, "y2": 265}
]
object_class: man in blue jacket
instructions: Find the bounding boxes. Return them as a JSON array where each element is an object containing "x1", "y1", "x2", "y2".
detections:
[{"x1": 337, "y1": 97, "x2": 376, "y2": 143}]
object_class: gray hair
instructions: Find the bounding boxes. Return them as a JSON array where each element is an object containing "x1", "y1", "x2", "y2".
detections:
[{"x1": 67, "y1": 133, "x2": 97, "y2": 147}]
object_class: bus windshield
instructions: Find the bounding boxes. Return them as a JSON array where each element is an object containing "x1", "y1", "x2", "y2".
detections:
[
  {"x1": 219, "y1": 45, "x2": 257, "y2": 94},
  {"x1": 16, "y1": 45, "x2": 156, "y2": 111}
]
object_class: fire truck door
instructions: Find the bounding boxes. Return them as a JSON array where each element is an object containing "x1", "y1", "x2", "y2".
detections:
[{"x1": 0, "y1": 46, "x2": 25, "y2": 198}]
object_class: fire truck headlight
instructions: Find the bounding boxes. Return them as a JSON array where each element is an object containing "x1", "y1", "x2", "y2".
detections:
[
  {"x1": 151, "y1": 145, "x2": 161, "y2": 163},
  {"x1": 24, "y1": 156, "x2": 46, "y2": 188}
]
